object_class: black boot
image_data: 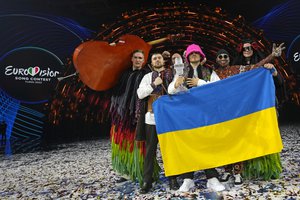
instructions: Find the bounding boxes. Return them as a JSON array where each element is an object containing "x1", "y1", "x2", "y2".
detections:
[
  {"x1": 169, "y1": 177, "x2": 179, "y2": 190},
  {"x1": 140, "y1": 182, "x2": 152, "y2": 194},
  {"x1": 115, "y1": 177, "x2": 127, "y2": 183}
]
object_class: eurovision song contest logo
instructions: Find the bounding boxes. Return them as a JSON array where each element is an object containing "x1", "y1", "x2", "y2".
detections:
[
  {"x1": 0, "y1": 47, "x2": 64, "y2": 103},
  {"x1": 288, "y1": 34, "x2": 300, "y2": 75}
]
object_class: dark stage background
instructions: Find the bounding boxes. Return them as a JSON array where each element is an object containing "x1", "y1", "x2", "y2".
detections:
[{"x1": 0, "y1": 0, "x2": 300, "y2": 153}]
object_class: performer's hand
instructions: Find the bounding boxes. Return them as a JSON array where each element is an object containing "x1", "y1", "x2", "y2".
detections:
[
  {"x1": 186, "y1": 77, "x2": 199, "y2": 87},
  {"x1": 272, "y1": 43, "x2": 285, "y2": 57},
  {"x1": 263, "y1": 63, "x2": 274, "y2": 69},
  {"x1": 264, "y1": 63, "x2": 278, "y2": 76},
  {"x1": 175, "y1": 76, "x2": 185, "y2": 88},
  {"x1": 153, "y1": 76, "x2": 163, "y2": 86},
  {"x1": 272, "y1": 70, "x2": 278, "y2": 76}
]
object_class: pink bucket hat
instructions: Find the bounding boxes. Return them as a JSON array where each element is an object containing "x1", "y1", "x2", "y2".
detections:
[{"x1": 185, "y1": 44, "x2": 206, "y2": 62}]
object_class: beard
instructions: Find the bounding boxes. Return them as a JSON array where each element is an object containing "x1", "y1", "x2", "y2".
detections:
[
  {"x1": 153, "y1": 64, "x2": 163, "y2": 69},
  {"x1": 217, "y1": 60, "x2": 229, "y2": 67},
  {"x1": 152, "y1": 61, "x2": 164, "y2": 69}
]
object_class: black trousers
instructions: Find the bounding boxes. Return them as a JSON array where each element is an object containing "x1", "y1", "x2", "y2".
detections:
[
  {"x1": 143, "y1": 124, "x2": 158, "y2": 183},
  {"x1": 180, "y1": 168, "x2": 219, "y2": 179}
]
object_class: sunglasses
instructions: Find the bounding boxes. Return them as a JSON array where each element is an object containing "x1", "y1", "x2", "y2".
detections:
[
  {"x1": 243, "y1": 46, "x2": 252, "y2": 52},
  {"x1": 218, "y1": 54, "x2": 229, "y2": 59}
]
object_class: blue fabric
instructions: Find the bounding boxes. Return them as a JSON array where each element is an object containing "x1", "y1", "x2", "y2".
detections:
[{"x1": 153, "y1": 68, "x2": 275, "y2": 134}]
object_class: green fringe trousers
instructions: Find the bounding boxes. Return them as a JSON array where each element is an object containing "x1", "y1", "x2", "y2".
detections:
[{"x1": 243, "y1": 153, "x2": 282, "y2": 180}]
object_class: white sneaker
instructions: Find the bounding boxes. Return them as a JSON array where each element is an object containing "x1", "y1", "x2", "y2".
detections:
[
  {"x1": 178, "y1": 178, "x2": 195, "y2": 192},
  {"x1": 234, "y1": 174, "x2": 243, "y2": 185},
  {"x1": 206, "y1": 177, "x2": 225, "y2": 192}
]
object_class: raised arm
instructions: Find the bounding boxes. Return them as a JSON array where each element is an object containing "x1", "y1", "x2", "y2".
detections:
[{"x1": 251, "y1": 43, "x2": 285, "y2": 69}]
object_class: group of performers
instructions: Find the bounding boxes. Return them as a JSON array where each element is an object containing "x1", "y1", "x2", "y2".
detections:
[{"x1": 109, "y1": 39, "x2": 285, "y2": 194}]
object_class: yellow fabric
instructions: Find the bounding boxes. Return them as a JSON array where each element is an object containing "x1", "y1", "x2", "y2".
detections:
[{"x1": 158, "y1": 107, "x2": 283, "y2": 176}]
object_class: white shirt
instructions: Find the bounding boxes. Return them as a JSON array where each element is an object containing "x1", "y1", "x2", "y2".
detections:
[
  {"x1": 168, "y1": 70, "x2": 220, "y2": 94},
  {"x1": 137, "y1": 72, "x2": 156, "y2": 125}
]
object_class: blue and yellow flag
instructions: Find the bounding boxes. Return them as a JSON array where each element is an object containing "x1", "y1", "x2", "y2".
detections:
[{"x1": 153, "y1": 68, "x2": 283, "y2": 176}]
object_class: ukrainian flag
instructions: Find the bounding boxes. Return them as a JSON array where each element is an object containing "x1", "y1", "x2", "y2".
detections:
[{"x1": 153, "y1": 68, "x2": 283, "y2": 176}]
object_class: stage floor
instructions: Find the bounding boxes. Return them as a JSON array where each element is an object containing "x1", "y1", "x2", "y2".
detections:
[{"x1": 0, "y1": 123, "x2": 299, "y2": 199}]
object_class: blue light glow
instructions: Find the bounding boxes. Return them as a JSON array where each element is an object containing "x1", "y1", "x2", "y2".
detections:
[{"x1": 253, "y1": 0, "x2": 300, "y2": 44}]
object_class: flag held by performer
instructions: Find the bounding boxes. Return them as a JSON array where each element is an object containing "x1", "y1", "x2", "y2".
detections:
[{"x1": 153, "y1": 68, "x2": 283, "y2": 177}]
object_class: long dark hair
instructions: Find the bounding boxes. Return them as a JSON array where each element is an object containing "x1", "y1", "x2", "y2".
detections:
[{"x1": 232, "y1": 39, "x2": 266, "y2": 65}]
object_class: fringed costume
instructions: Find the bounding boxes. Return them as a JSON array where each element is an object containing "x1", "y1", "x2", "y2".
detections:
[
  {"x1": 215, "y1": 44, "x2": 282, "y2": 181},
  {"x1": 109, "y1": 67, "x2": 160, "y2": 184}
]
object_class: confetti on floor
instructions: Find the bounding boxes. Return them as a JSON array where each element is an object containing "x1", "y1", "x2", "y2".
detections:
[{"x1": 0, "y1": 123, "x2": 299, "y2": 199}]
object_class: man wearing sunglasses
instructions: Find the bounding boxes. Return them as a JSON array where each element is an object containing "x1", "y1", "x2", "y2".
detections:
[
  {"x1": 213, "y1": 49, "x2": 245, "y2": 185},
  {"x1": 233, "y1": 39, "x2": 263, "y2": 66},
  {"x1": 214, "y1": 41, "x2": 284, "y2": 80},
  {"x1": 216, "y1": 49, "x2": 230, "y2": 67},
  {"x1": 232, "y1": 39, "x2": 283, "y2": 71},
  {"x1": 213, "y1": 42, "x2": 285, "y2": 186}
]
